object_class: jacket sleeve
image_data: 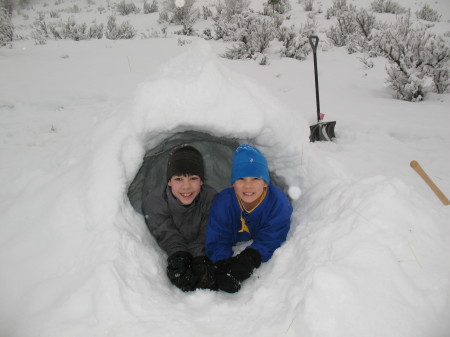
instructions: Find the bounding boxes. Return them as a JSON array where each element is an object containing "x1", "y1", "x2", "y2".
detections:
[
  {"x1": 248, "y1": 190, "x2": 293, "y2": 262},
  {"x1": 142, "y1": 192, "x2": 188, "y2": 257},
  {"x1": 205, "y1": 192, "x2": 235, "y2": 263}
]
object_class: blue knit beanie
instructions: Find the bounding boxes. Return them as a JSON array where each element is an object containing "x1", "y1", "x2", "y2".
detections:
[{"x1": 230, "y1": 144, "x2": 270, "y2": 185}]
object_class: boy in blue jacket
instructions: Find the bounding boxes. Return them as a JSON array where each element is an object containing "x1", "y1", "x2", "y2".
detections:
[{"x1": 206, "y1": 144, "x2": 293, "y2": 293}]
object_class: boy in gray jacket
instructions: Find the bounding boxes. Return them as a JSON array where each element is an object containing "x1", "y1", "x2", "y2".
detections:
[{"x1": 142, "y1": 145, "x2": 217, "y2": 291}]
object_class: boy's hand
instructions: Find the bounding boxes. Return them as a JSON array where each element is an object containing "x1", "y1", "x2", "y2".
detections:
[
  {"x1": 166, "y1": 251, "x2": 195, "y2": 291},
  {"x1": 191, "y1": 256, "x2": 216, "y2": 289},
  {"x1": 229, "y1": 248, "x2": 262, "y2": 281},
  {"x1": 215, "y1": 272, "x2": 241, "y2": 293},
  {"x1": 213, "y1": 248, "x2": 261, "y2": 292}
]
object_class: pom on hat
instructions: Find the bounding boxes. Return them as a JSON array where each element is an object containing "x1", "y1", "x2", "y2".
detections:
[
  {"x1": 230, "y1": 144, "x2": 270, "y2": 185},
  {"x1": 166, "y1": 145, "x2": 205, "y2": 182}
]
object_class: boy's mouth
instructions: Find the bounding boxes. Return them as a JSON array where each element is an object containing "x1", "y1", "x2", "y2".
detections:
[{"x1": 180, "y1": 192, "x2": 193, "y2": 198}]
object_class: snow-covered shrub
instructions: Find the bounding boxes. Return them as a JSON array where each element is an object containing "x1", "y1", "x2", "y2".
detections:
[
  {"x1": 222, "y1": 11, "x2": 277, "y2": 59},
  {"x1": 326, "y1": 8, "x2": 355, "y2": 47},
  {"x1": 301, "y1": 0, "x2": 314, "y2": 12},
  {"x1": 0, "y1": 7, "x2": 13, "y2": 46},
  {"x1": 61, "y1": 16, "x2": 89, "y2": 40},
  {"x1": 50, "y1": 10, "x2": 60, "y2": 18},
  {"x1": 0, "y1": 0, "x2": 13, "y2": 15},
  {"x1": 216, "y1": 0, "x2": 250, "y2": 20},
  {"x1": 279, "y1": 17, "x2": 316, "y2": 60},
  {"x1": 105, "y1": 15, "x2": 136, "y2": 39},
  {"x1": 49, "y1": 22, "x2": 62, "y2": 39},
  {"x1": 264, "y1": 0, "x2": 291, "y2": 15},
  {"x1": 326, "y1": 0, "x2": 354, "y2": 19},
  {"x1": 415, "y1": 4, "x2": 441, "y2": 22},
  {"x1": 143, "y1": 0, "x2": 158, "y2": 14},
  {"x1": 66, "y1": 4, "x2": 81, "y2": 14},
  {"x1": 159, "y1": 0, "x2": 198, "y2": 26},
  {"x1": 327, "y1": 7, "x2": 377, "y2": 54},
  {"x1": 116, "y1": 1, "x2": 140, "y2": 15},
  {"x1": 31, "y1": 12, "x2": 49, "y2": 44},
  {"x1": 202, "y1": 27, "x2": 212, "y2": 39},
  {"x1": 279, "y1": 25, "x2": 308, "y2": 59},
  {"x1": 202, "y1": 5, "x2": 213, "y2": 19},
  {"x1": 374, "y1": 13, "x2": 449, "y2": 100},
  {"x1": 259, "y1": 53, "x2": 269, "y2": 65},
  {"x1": 370, "y1": 0, "x2": 405, "y2": 14},
  {"x1": 89, "y1": 23, "x2": 104, "y2": 39}
]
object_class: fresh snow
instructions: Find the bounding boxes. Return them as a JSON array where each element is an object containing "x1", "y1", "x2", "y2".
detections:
[{"x1": 1, "y1": 1, "x2": 450, "y2": 337}]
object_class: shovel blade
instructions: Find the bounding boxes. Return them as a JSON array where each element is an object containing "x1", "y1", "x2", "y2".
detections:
[{"x1": 309, "y1": 121, "x2": 336, "y2": 142}]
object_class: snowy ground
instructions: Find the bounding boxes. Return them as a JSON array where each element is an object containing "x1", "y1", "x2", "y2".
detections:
[{"x1": 1, "y1": 0, "x2": 450, "y2": 336}]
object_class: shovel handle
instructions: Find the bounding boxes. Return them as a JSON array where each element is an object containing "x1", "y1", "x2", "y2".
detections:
[
  {"x1": 309, "y1": 35, "x2": 319, "y2": 54},
  {"x1": 309, "y1": 35, "x2": 321, "y2": 122},
  {"x1": 410, "y1": 160, "x2": 449, "y2": 206}
]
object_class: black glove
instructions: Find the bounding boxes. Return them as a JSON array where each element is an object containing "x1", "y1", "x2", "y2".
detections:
[
  {"x1": 228, "y1": 248, "x2": 262, "y2": 282},
  {"x1": 191, "y1": 256, "x2": 216, "y2": 290},
  {"x1": 215, "y1": 272, "x2": 241, "y2": 293},
  {"x1": 166, "y1": 251, "x2": 195, "y2": 292}
]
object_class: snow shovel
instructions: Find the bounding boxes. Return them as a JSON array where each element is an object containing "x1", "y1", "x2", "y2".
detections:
[{"x1": 308, "y1": 35, "x2": 336, "y2": 142}]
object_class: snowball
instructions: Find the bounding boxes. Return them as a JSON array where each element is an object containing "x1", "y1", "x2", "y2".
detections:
[{"x1": 288, "y1": 186, "x2": 302, "y2": 200}]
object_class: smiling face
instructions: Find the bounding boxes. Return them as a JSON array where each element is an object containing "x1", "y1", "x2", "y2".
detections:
[
  {"x1": 168, "y1": 175, "x2": 203, "y2": 205},
  {"x1": 232, "y1": 177, "x2": 268, "y2": 210}
]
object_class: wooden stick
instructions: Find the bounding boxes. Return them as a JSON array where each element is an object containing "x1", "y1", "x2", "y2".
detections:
[{"x1": 410, "y1": 160, "x2": 449, "y2": 206}]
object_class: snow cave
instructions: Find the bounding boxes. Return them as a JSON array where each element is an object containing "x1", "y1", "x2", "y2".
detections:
[{"x1": 127, "y1": 130, "x2": 290, "y2": 213}]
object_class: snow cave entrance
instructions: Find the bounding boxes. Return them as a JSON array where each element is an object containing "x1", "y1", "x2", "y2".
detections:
[{"x1": 127, "y1": 131, "x2": 288, "y2": 214}]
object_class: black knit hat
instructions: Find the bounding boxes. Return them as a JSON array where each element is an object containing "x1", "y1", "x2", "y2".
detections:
[{"x1": 166, "y1": 145, "x2": 205, "y2": 182}]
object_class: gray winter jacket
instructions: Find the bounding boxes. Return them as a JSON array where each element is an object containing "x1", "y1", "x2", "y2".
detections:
[{"x1": 142, "y1": 184, "x2": 217, "y2": 257}]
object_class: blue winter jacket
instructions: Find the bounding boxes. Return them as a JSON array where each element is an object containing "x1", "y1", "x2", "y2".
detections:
[{"x1": 205, "y1": 184, "x2": 293, "y2": 263}]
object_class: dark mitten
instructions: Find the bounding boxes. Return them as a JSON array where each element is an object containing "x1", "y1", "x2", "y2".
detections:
[
  {"x1": 229, "y1": 248, "x2": 262, "y2": 282},
  {"x1": 166, "y1": 251, "x2": 195, "y2": 291},
  {"x1": 215, "y1": 272, "x2": 241, "y2": 293},
  {"x1": 191, "y1": 256, "x2": 216, "y2": 290},
  {"x1": 214, "y1": 257, "x2": 234, "y2": 275},
  {"x1": 213, "y1": 257, "x2": 241, "y2": 293}
]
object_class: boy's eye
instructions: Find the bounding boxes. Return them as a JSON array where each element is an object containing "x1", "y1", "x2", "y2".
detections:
[
  {"x1": 190, "y1": 176, "x2": 199, "y2": 181},
  {"x1": 173, "y1": 177, "x2": 182, "y2": 181}
]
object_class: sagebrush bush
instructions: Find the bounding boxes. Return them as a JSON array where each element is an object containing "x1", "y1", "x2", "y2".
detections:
[
  {"x1": 327, "y1": 7, "x2": 376, "y2": 53},
  {"x1": 374, "y1": 13, "x2": 449, "y2": 100},
  {"x1": 116, "y1": 1, "x2": 140, "y2": 15},
  {"x1": 415, "y1": 4, "x2": 441, "y2": 22},
  {"x1": 32, "y1": 12, "x2": 49, "y2": 44},
  {"x1": 0, "y1": 7, "x2": 13, "y2": 46},
  {"x1": 303, "y1": 0, "x2": 314, "y2": 12},
  {"x1": 216, "y1": 0, "x2": 250, "y2": 20},
  {"x1": 143, "y1": 0, "x2": 158, "y2": 14},
  {"x1": 105, "y1": 15, "x2": 136, "y2": 39},
  {"x1": 370, "y1": 0, "x2": 405, "y2": 14},
  {"x1": 62, "y1": 16, "x2": 89, "y2": 40},
  {"x1": 264, "y1": 0, "x2": 291, "y2": 15},
  {"x1": 0, "y1": 0, "x2": 13, "y2": 15},
  {"x1": 89, "y1": 23, "x2": 104, "y2": 39},
  {"x1": 279, "y1": 17, "x2": 316, "y2": 60},
  {"x1": 202, "y1": 6, "x2": 213, "y2": 20},
  {"x1": 222, "y1": 11, "x2": 277, "y2": 59},
  {"x1": 159, "y1": 0, "x2": 198, "y2": 26},
  {"x1": 326, "y1": 0, "x2": 354, "y2": 19}
]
